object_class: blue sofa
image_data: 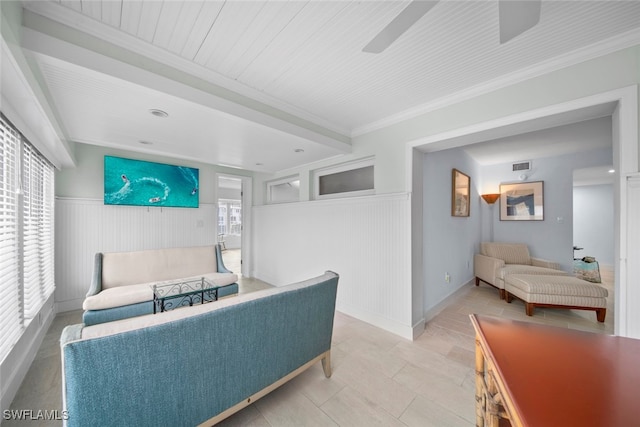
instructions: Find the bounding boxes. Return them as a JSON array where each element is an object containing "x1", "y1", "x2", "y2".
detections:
[
  {"x1": 61, "y1": 271, "x2": 339, "y2": 427},
  {"x1": 82, "y1": 244, "x2": 238, "y2": 325}
]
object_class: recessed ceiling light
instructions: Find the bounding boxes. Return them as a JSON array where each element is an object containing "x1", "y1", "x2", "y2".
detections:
[
  {"x1": 139, "y1": 140, "x2": 154, "y2": 145},
  {"x1": 608, "y1": 169, "x2": 615, "y2": 174},
  {"x1": 149, "y1": 109, "x2": 168, "y2": 118},
  {"x1": 294, "y1": 148, "x2": 305, "y2": 153}
]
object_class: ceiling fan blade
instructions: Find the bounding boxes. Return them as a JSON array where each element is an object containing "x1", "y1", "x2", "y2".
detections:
[
  {"x1": 363, "y1": 0, "x2": 439, "y2": 54},
  {"x1": 499, "y1": 0, "x2": 541, "y2": 44}
]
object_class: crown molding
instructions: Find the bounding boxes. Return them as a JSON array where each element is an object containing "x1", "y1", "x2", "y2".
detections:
[{"x1": 352, "y1": 27, "x2": 640, "y2": 137}]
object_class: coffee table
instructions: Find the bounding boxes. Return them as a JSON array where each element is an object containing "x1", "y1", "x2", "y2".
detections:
[{"x1": 151, "y1": 277, "x2": 219, "y2": 313}]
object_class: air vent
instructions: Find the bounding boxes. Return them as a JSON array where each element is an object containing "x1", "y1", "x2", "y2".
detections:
[{"x1": 512, "y1": 161, "x2": 531, "y2": 172}]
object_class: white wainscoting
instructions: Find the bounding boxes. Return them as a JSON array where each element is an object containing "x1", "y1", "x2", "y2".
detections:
[
  {"x1": 252, "y1": 193, "x2": 415, "y2": 339},
  {"x1": 55, "y1": 198, "x2": 217, "y2": 312}
]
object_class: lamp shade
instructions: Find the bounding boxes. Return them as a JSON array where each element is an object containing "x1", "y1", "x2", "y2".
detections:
[{"x1": 481, "y1": 193, "x2": 500, "y2": 204}]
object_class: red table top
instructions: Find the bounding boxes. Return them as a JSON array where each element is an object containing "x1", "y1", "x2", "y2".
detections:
[{"x1": 470, "y1": 314, "x2": 640, "y2": 427}]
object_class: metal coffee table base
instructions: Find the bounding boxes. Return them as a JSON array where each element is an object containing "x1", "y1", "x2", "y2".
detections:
[{"x1": 152, "y1": 278, "x2": 219, "y2": 314}]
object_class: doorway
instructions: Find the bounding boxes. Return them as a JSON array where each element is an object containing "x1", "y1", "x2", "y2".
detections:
[
  {"x1": 409, "y1": 86, "x2": 638, "y2": 337},
  {"x1": 573, "y1": 166, "x2": 615, "y2": 320},
  {"x1": 217, "y1": 174, "x2": 252, "y2": 277}
]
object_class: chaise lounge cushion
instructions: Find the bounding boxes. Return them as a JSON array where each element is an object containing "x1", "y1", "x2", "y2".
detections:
[
  {"x1": 83, "y1": 272, "x2": 238, "y2": 311},
  {"x1": 506, "y1": 274, "x2": 608, "y2": 300},
  {"x1": 499, "y1": 264, "x2": 568, "y2": 284},
  {"x1": 504, "y1": 274, "x2": 608, "y2": 321},
  {"x1": 483, "y1": 242, "x2": 533, "y2": 265}
]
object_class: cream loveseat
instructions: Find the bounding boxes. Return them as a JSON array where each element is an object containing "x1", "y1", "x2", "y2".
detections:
[
  {"x1": 82, "y1": 245, "x2": 238, "y2": 325},
  {"x1": 474, "y1": 242, "x2": 568, "y2": 299}
]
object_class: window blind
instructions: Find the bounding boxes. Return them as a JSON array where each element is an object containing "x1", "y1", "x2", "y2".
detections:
[
  {"x1": 22, "y1": 143, "x2": 55, "y2": 319},
  {"x1": 0, "y1": 113, "x2": 55, "y2": 364},
  {"x1": 0, "y1": 115, "x2": 22, "y2": 363}
]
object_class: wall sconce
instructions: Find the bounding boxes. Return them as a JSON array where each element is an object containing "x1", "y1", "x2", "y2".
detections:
[{"x1": 481, "y1": 193, "x2": 500, "y2": 204}]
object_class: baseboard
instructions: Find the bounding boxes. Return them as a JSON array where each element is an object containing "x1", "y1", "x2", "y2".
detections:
[
  {"x1": 55, "y1": 298, "x2": 84, "y2": 313},
  {"x1": 412, "y1": 318, "x2": 426, "y2": 340},
  {"x1": 336, "y1": 303, "x2": 415, "y2": 341},
  {"x1": 424, "y1": 278, "x2": 475, "y2": 323},
  {"x1": 251, "y1": 271, "x2": 281, "y2": 287}
]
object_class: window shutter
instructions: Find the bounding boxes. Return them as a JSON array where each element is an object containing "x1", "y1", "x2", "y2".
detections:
[
  {"x1": 22, "y1": 142, "x2": 55, "y2": 319},
  {"x1": 0, "y1": 115, "x2": 22, "y2": 363}
]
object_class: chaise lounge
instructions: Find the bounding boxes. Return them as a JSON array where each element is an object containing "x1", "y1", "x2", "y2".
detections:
[
  {"x1": 474, "y1": 242, "x2": 608, "y2": 322},
  {"x1": 474, "y1": 242, "x2": 568, "y2": 299}
]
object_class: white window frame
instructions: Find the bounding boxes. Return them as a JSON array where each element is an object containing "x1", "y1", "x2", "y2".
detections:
[
  {"x1": 313, "y1": 157, "x2": 375, "y2": 200},
  {"x1": 266, "y1": 175, "x2": 300, "y2": 204}
]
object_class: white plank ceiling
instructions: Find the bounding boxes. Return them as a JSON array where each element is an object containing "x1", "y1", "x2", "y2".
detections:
[{"x1": 16, "y1": 0, "x2": 640, "y2": 172}]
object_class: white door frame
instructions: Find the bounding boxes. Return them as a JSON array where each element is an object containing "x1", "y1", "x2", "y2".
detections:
[
  {"x1": 240, "y1": 176, "x2": 252, "y2": 277},
  {"x1": 216, "y1": 173, "x2": 252, "y2": 277},
  {"x1": 406, "y1": 85, "x2": 638, "y2": 337}
]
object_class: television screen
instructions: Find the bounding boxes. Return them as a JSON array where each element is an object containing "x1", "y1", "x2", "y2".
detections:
[{"x1": 104, "y1": 156, "x2": 199, "y2": 208}]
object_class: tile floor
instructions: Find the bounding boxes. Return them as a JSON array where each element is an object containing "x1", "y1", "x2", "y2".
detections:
[{"x1": 6, "y1": 256, "x2": 614, "y2": 426}]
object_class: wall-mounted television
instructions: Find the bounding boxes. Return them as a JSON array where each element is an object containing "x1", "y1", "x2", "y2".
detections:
[{"x1": 104, "y1": 156, "x2": 199, "y2": 208}]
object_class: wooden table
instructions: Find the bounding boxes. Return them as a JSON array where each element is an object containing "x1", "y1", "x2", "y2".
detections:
[{"x1": 470, "y1": 314, "x2": 640, "y2": 427}]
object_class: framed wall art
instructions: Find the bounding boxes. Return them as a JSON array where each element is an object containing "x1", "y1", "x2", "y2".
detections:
[
  {"x1": 104, "y1": 156, "x2": 199, "y2": 208},
  {"x1": 499, "y1": 181, "x2": 544, "y2": 221},
  {"x1": 451, "y1": 169, "x2": 470, "y2": 217}
]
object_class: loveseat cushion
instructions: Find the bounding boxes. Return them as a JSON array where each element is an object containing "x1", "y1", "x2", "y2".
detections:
[
  {"x1": 482, "y1": 242, "x2": 531, "y2": 265},
  {"x1": 83, "y1": 273, "x2": 238, "y2": 311},
  {"x1": 83, "y1": 283, "x2": 152, "y2": 311},
  {"x1": 101, "y1": 246, "x2": 219, "y2": 289}
]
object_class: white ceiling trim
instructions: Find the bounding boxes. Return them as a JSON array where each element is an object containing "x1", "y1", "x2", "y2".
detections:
[
  {"x1": 407, "y1": 94, "x2": 619, "y2": 156},
  {"x1": 402, "y1": 85, "x2": 636, "y2": 191},
  {"x1": 28, "y1": 49, "x2": 348, "y2": 173},
  {"x1": 352, "y1": 26, "x2": 640, "y2": 137},
  {"x1": 20, "y1": 26, "x2": 352, "y2": 156},
  {"x1": 21, "y1": 1, "x2": 351, "y2": 138},
  {"x1": 0, "y1": 34, "x2": 73, "y2": 168},
  {"x1": 463, "y1": 116, "x2": 613, "y2": 166}
]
